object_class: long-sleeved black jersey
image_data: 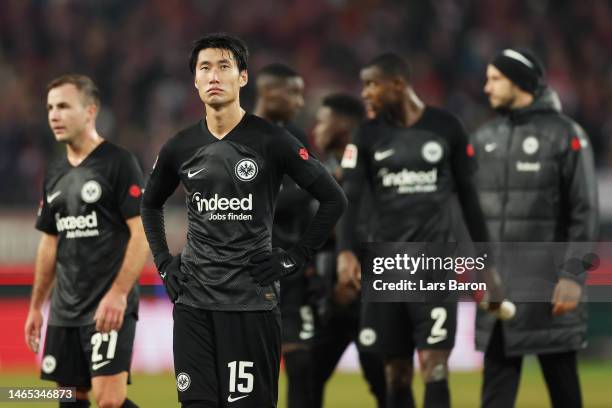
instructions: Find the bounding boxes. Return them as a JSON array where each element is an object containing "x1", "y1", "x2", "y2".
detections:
[
  {"x1": 337, "y1": 106, "x2": 488, "y2": 250},
  {"x1": 141, "y1": 114, "x2": 346, "y2": 311}
]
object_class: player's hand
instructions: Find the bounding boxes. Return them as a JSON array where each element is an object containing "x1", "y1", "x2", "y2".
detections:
[
  {"x1": 249, "y1": 248, "x2": 304, "y2": 286},
  {"x1": 552, "y1": 278, "x2": 581, "y2": 316},
  {"x1": 24, "y1": 308, "x2": 43, "y2": 353},
  {"x1": 337, "y1": 250, "x2": 361, "y2": 290},
  {"x1": 480, "y1": 266, "x2": 505, "y2": 312},
  {"x1": 160, "y1": 254, "x2": 185, "y2": 303},
  {"x1": 94, "y1": 288, "x2": 127, "y2": 333}
]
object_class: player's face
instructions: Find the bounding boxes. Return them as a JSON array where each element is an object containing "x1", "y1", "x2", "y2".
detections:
[
  {"x1": 360, "y1": 66, "x2": 403, "y2": 117},
  {"x1": 47, "y1": 84, "x2": 95, "y2": 144},
  {"x1": 261, "y1": 77, "x2": 305, "y2": 122},
  {"x1": 313, "y1": 106, "x2": 346, "y2": 152},
  {"x1": 484, "y1": 65, "x2": 518, "y2": 109},
  {"x1": 194, "y1": 48, "x2": 248, "y2": 108}
]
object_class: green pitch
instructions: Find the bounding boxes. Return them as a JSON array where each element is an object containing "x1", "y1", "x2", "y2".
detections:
[{"x1": 1, "y1": 361, "x2": 610, "y2": 407}]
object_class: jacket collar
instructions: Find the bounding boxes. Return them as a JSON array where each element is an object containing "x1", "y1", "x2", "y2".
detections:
[{"x1": 506, "y1": 87, "x2": 562, "y2": 123}]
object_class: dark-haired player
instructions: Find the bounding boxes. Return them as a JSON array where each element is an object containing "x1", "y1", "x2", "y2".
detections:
[
  {"x1": 474, "y1": 48, "x2": 598, "y2": 408},
  {"x1": 254, "y1": 64, "x2": 319, "y2": 408},
  {"x1": 25, "y1": 74, "x2": 147, "y2": 408},
  {"x1": 141, "y1": 33, "x2": 346, "y2": 408},
  {"x1": 312, "y1": 93, "x2": 386, "y2": 408},
  {"x1": 336, "y1": 53, "x2": 491, "y2": 408}
]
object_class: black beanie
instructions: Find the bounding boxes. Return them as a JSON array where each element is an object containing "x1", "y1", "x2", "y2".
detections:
[{"x1": 491, "y1": 48, "x2": 545, "y2": 94}]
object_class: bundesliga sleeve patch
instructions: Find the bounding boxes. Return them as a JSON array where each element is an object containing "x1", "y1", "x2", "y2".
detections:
[
  {"x1": 341, "y1": 143, "x2": 358, "y2": 169},
  {"x1": 299, "y1": 147, "x2": 309, "y2": 160}
]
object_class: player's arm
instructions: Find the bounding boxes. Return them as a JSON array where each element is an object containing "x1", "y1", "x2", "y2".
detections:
[
  {"x1": 335, "y1": 129, "x2": 368, "y2": 289},
  {"x1": 93, "y1": 152, "x2": 148, "y2": 332},
  {"x1": 452, "y1": 123, "x2": 505, "y2": 306},
  {"x1": 249, "y1": 134, "x2": 348, "y2": 286},
  {"x1": 24, "y1": 232, "x2": 57, "y2": 352},
  {"x1": 94, "y1": 216, "x2": 148, "y2": 333},
  {"x1": 553, "y1": 125, "x2": 599, "y2": 316},
  {"x1": 140, "y1": 143, "x2": 182, "y2": 301}
]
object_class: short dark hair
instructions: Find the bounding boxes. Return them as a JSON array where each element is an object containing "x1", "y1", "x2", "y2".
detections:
[
  {"x1": 322, "y1": 94, "x2": 365, "y2": 121},
  {"x1": 189, "y1": 33, "x2": 249, "y2": 74},
  {"x1": 364, "y1": 52, "x2": 411, "y2": 82},
  {"x1": 257, "y1": 63, "x2": 300, "y2": 79},
  {"x1": 47, "y1": 74, "x2": 100, "y2": 108}
]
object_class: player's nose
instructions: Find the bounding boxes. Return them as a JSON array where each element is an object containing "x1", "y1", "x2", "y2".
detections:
[{"x1": 484, "y1": 81, "x2": 492, "y2": 94}]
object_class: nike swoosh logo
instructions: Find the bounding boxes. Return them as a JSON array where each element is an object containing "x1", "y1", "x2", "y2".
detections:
[
  {"x1": 47, "y1": 191, "x2": 61, "y2": 203},
  {"x1": 281, "y1": 261, "x2": 295, "y2": 269},
  {"x1": 227, "y1": 394, "x2": 249, "y2": 403},
  {"x1": 484, "y1": 143, "x2": 497, "y2": 153},
  {"x1": 92, "y1": 360, "x2": 111, "y2": 371},
  {"x1": 159, "y1": 271, "x2": 166, "y2": 279},
  {"x1": 187, "y1": 168, "x2": 205, "y2": 178},
  {"x1": 374, "y1": 149, "x2": 395, "y2": 161}
]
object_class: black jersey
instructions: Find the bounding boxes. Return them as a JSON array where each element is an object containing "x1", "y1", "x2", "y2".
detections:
[
  {"x1": 338, "y1": 107, "x2": 488, "y2": 250},
  {"x1": 35, "y1": 141, "x2": 144, "y2": 326},
  {"x1": 142, "y1": 114, "x2": 344, "y2": 311}
]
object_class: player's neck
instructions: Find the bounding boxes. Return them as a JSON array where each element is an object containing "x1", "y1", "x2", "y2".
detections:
[
  {"x1": 205, "y1": 102, "x2": 245, "y2": 139},
  {"x1": 510, "y1": 91, "x2": 534, "y2": 110},
  {"x1": 65, "y1": 129, "x2": 104, "y2": 167}
]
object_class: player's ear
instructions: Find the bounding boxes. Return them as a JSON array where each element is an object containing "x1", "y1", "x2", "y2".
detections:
[
  {"x1": 239, "y1": 70, "x2": 248, "y2": 88},
  {"x1": 392, "y1": 76, "x2": 406, "y2": 91},
  {"x1": 194, "y1": 78, "x2": 199, "y2": 90},
  {"x1": 86, "y1": 104, "x2": 98, "y2": 122}
]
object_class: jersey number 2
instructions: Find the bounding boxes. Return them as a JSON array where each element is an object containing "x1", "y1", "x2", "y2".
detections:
[{"x1": 426, "y1": 307, "x2": 448, "y2": 345}]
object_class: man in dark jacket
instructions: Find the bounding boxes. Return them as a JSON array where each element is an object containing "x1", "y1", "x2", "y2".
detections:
[{"x1": 472, "y1": 48, "x2": 599, "y2": 408}]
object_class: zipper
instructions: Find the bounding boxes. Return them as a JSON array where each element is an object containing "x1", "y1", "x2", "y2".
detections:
[{"x1": 499, "y1": 121, "x2": 514, "y2": 240}]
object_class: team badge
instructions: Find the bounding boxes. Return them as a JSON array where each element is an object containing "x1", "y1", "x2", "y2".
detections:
[
  {"x1": 522, "y1": 136, "x2": 539, "y2": 155},
  {"x1": 177, "y1": 372, "x2": 191, "y2": 391},
  {"x1": 299, "y1": 147, "x2": 309, "y2": 160},
  {"x1": 81, "y1": 180, "x2": 102, "y2": 203},
  {"x1": 234, "y1": 158, "x2": 258, "y2": 182},
  {"x1": 42, "y1": 355, "x2": 57, "y2": 374},
  {"x1": 422, "y1": 141, "x2": 443, "y2": 163},
  {"x1": 359, "y1": 328, "x2": 377, "y2": 347}
]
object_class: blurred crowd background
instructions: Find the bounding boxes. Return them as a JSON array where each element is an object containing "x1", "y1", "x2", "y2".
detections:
[{"x1": 0, "y1": 0, "x2": 611, "y2": 208}]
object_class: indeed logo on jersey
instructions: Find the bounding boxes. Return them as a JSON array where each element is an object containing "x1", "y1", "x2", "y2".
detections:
[
  {"x1": 192, "y1": 193, "x2": 253, "y2": 221},
  {"x1": 378, "y1": 168, "x2": 438, "y2": 193},
  {"x1": 55, "y1": 211, "x2": 100, "y2": 238}
]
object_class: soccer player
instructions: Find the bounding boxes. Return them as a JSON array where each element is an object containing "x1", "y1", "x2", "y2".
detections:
[
  {"x1": 473, "y1": 48, "x2": 598, "y2": 408},
  {"x1": 254, "y1": 63, "x2": 319, "y2": 408},
  {"x1": 336, "y1": 53, "x2": 491, "y2": 408},
  {"x1": 311, "y1": 94, "x2": 386, "y2": 408},
  {"x1": 140, "y1": 33, "x2": 347, "y2": 408},
  {"x1": 24, "y1": 74, "x2": 147, "y2": 408}
]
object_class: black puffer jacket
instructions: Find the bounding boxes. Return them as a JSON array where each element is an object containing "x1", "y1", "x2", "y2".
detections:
[{"x1": 471, "y1": 88, "x2": 599, "y2": 356}]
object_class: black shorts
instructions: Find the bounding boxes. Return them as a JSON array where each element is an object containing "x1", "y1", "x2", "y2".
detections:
[
  {"x1": 40, "y1": 315, "x2": 136, "y2": 387},
  {"x1": 280, "y1": 274, "x2": 316, "y2": 345},
  {"x1": 358, "y1": 302, "x2": 457, "y2": 356},
  {"x1": 173, "y1": 304, "x2": 281, "y2": 407}
]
